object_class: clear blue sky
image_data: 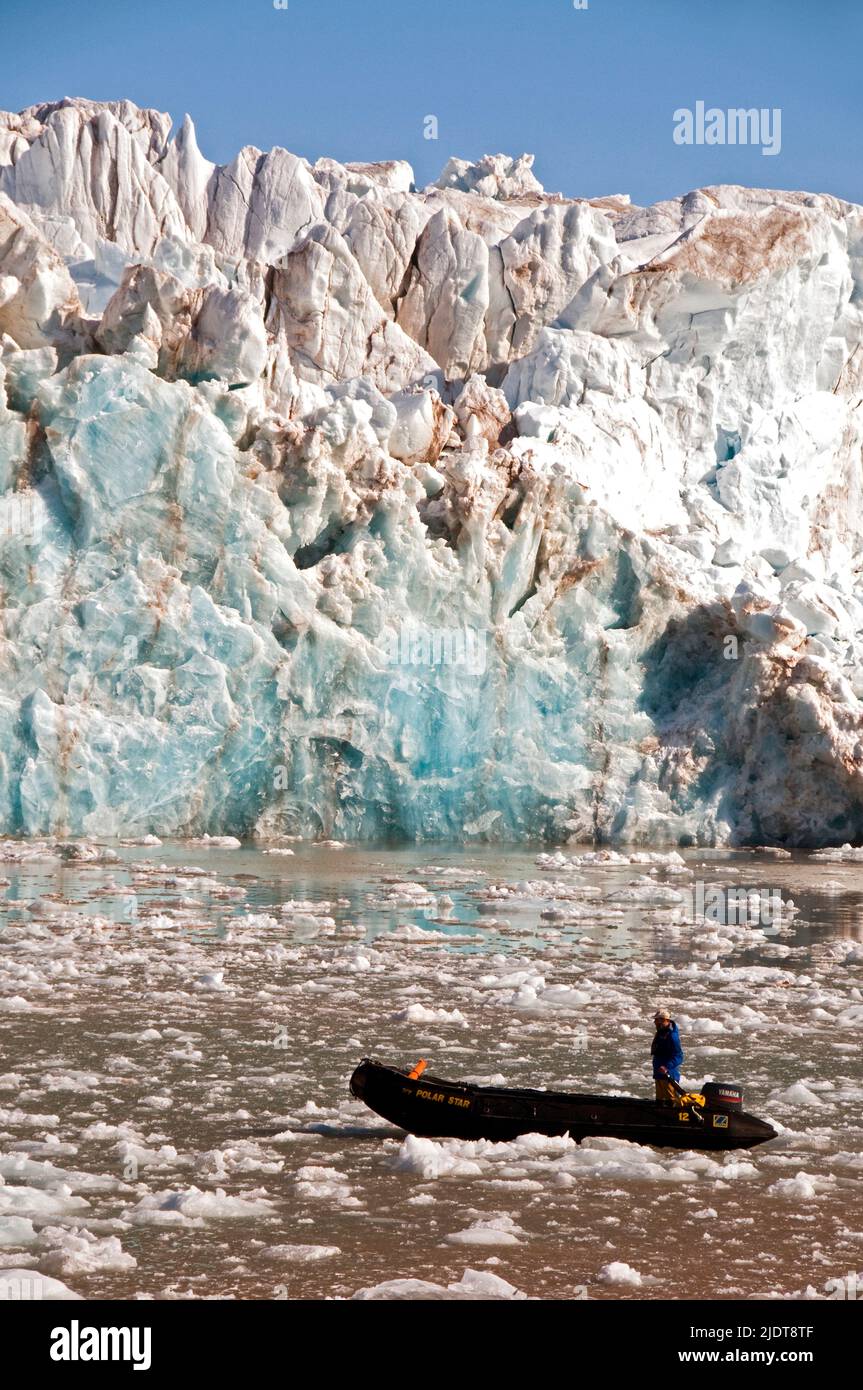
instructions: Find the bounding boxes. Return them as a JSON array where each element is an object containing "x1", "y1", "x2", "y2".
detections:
[{"x1": 2, "y1": 0, "x2": 860, "y2": 206}]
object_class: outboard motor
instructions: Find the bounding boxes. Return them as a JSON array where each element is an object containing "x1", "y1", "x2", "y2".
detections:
[{"x1": 703, "y1": 1082, "x2": 743, "y2": 1113}]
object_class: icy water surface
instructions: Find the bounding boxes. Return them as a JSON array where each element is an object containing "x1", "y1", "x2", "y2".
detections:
[{"x1": 0, "y1": 840, "x2": 861, "y2": 1301}]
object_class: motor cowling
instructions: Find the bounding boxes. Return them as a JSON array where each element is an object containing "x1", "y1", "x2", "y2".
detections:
[{"x1": 703, "y1": 1082, "x2": 743, "y2": 1113}]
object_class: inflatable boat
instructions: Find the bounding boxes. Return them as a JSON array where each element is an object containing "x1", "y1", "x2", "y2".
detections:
[{"x1": 349, "y1": 1059, "x2": 777, "y2": 1151}]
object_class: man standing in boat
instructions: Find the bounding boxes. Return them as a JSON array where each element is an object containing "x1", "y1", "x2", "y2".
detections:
[{"x1": 651, "y1": 1008, "x2": 683, "y2": 1105}]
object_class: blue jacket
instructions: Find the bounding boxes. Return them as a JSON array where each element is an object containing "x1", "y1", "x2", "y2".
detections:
[{"x1": 651, "y1": 1021, "x2": 683, "y2": 1080}]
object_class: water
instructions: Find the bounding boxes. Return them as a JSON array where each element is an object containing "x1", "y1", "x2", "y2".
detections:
[{"x1": 0, "y1": 841, "x2": 861, "y2": 1301}]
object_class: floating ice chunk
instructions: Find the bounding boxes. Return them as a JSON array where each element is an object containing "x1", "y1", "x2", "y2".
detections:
[
  {"x1": 772, "y1": 1082, "x2": 824, "y2": 1106},
  {"x1": 194, "y1": 971, "x2": 227, "y2": 991},
  {"x1": 391, "y1": 1135, "x2": 484, "y2": 1181},
  {"x1": 0, "y1": 1215, "x2": 37, "y2": 1245},
  {"x1": 351, "y1": 1266, "x2": 526, "y2": 1300},
  {"x1": 447, "y1": 1269, "x2": 527, "y2": 1299},
  {"x1": 597, "y1": 1261, "x2": 651, "y2": 1287},
  {"x1": 0, "y1": 1184, "x2": 90, "y2": 1218},
  {"x1": 124, "y1": 1186, "x2": 275, "y2": 1221},
  {"x1": 258, "y1": 1244, "x2": 341, "y2": 1262},
  {"x1": 608, "y1": 883, "x2": 685, "y2": 905},
  {"x1": 834, "y1": 1003, "x2": 863, "y2": 1028},
  {"x1": 295, "y1": 1165, "x2": 360, "y2": 1205},
  {"x1": 186, "y1": 835, "x2": 242, "y2": 848},
  {"x1": 237, "y1": 913, "x2": 282, "y2": 931},
  {"x1": 386, "y1": 923, "x2": 451, "y2": 941},
  {"x1": 768, "y1": 1172, "x2": 836, "y2": 1200},
  {"x1": 389, "y1": 1003, "x2": 468, "y2": 1025},
  {"x1": 36, "y1": 1226, "x2": 137, "y2": 1275},
  {"x1": 445, "y1": 1213, "x2": 523, "y2": 1246},
  {"x1": 0, "y1": 1153, "x2": 109, "y2": 1192}
]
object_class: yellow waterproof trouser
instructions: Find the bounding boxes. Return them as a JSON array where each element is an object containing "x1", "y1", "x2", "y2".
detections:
[{"x1": 655, "y1": 1078, "x2": 677, "y2": 1105}]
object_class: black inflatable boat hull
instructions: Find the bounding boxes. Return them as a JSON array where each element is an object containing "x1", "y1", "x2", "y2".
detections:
[{"x1": 350, "y1": 1060, "x2": 777, "y2": 1151}]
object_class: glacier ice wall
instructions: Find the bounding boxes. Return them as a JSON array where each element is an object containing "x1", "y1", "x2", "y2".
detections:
[{"x1": 1, "y1": 98, "x2": 863, "y2": 844}]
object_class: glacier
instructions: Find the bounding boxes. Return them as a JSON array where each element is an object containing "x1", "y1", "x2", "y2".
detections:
[{"x1": 1, "y1": 97, "x2": 862, "y2": 844}]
